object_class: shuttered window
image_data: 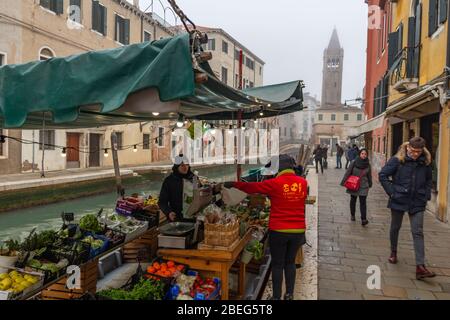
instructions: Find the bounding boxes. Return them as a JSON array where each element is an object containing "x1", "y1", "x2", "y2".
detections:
[
  {"x1": 388, "y1": 23, "x2": 403, "y2": 69},
  {"x1": 40, "y1": 0, "x2": 63, "y2": 15},
  {"x1": 143, "y1": 134, "x2": 150, "y2": 149},
  {"x1": 39, "y1": 130, "x2": 55, "y2": 150},
  {"x1": 429, "y1": 0, "x2": 447, "y2": 36},
  {"x1": 115, "y1": 15, "x2": 130, "y2": 45},
  {"x1": 92, "y1": 1, "x2": 107, "y2": 36}
]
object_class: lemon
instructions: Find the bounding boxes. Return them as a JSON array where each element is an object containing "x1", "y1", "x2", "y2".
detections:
[
  {"x1": 1, "y1": 278, "x2": 13, "y2": 290},
  {"x1": 14, "y1": 277, "x2": 24, "y2": 284},
  {"x1": 0, "y1": 273, "x2": 8, "y2": 280},
  {"x1": 28, "y1": 277, "x2": 38, "y2": 284}
]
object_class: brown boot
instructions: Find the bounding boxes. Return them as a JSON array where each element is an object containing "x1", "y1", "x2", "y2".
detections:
[
  {"x1": 388, "y1": 251, "x2": 398, "y2": 264},
  {"x1": 416, "y1": 265, "x2": 436, "y2": 280}
]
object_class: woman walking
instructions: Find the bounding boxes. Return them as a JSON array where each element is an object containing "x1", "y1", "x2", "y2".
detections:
[{"x1": 340, "y1": 148, "x2": 372, "y2": 226}]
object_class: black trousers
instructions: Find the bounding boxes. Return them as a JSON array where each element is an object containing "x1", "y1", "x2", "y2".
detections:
[
  {"x1": 269, "y1": 231, "x2": 305, "y2": 299},
  {"x1": 315, "y1": 158, "x2": 323, "y2": 174},
  {"x1": 345, "y1": 158, "x2": 350, "y2": 169},
  {"x1": 350, "y1": 195, "x2": 367, "y2": 220}
]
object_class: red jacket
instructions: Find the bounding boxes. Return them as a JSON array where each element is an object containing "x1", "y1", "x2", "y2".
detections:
[{"x1": 234, "y1": 170, "x2": 307, "y2": 231}]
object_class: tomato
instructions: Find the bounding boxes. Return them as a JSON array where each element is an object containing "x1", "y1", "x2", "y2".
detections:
[
  {"x1": 167, "y1": 261, "x2": 175, "y2": 268},
  {"x1": 153, "y1": 262, "x2": 161, "y2": 270},
  {"x1": 147, "y1": 266, "x2": 156, "y2": 274},
  {"x1": 160, "y1": 263, "x2": 168, "y2": 270},
  {"x1": 176, "y1": 265, "x2": 185, "y2": 271}
]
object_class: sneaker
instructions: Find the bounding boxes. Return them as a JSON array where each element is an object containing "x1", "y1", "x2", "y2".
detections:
[
  {"x1": 388, "y1": 251, "x2": 398, "y2": 264},
  {"x1": 361, "y1": 219, "x2": 369, "y2": 226},
  {"x1": 416, "y1": 265, "x2": 436, "y2": 280},
  {"x1": 284, "y1": 293, "x2": 294, "y2": 300}
]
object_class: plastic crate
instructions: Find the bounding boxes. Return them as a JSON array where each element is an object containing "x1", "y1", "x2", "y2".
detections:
[
  {"x1": 103, "y1": 228, "x2": 126, "y2": 248},
  {"x1": 82, "y1": 233, "x2": 110, "y2": 259}
]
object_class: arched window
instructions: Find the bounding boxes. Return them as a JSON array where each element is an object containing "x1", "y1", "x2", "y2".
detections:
[{"x1": 39, "y1": 47, "x2": 55, "y2": 61}]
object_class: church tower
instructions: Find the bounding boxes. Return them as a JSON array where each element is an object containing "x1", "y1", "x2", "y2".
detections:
[{"x1": 321, "y1": 28, "x2": 344, "y2": 107}]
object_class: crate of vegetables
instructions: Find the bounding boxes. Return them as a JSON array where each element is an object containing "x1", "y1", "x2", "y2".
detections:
[
  {"x1": 144, "y1": 258, "x2": 188, "y2": 285},
  {"x1": 168, "y1": 270, "x2": 221, "y2": 300},
  {"x1": 81, "y1": 234, "x2": 110, "y2": 259}
]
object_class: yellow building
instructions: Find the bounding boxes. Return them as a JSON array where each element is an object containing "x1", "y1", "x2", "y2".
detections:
[{"x1": 386, "y1": 0, "x2": 449, "y2": 222}]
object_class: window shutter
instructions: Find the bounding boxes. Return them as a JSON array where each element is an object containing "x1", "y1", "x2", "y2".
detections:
[
  {"x1": 388, "y1": 31, "x2": 399, "y2": 69},
  {"x1": 55, "y1": 0, "x2": 64, "y2": 15},
  {"x1": 429, "y1": 0, "x2": 437, "y2": 36},
  {"x1": 383, "y1": 74, "x2": 389, "y2": 112},
  {"x1": 124, "y1": 19, "x2": 130, "y2": 45},
  {"x1": 115, "y1": 15, "x2": 120, "y2": 41},
  {"x1": 407, "y1": 17, "x2": 416, "y2": 78},
  {"x1": 92, "y1": 0, "x2": 98, "y2": 31},
  {"x1": 102, "y1": 6, "x2": 107, "y2": 35},
  {"x1": 413, "y1": 4, "x2": 422, "y2": 78},
  {"x1": 440, "y1": 0, "x2": 448, "y2": 24}
]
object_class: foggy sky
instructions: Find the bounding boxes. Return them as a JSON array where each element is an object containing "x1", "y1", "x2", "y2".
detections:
[{"x1": 139, "y1": 0, "x2": 368, "y2": 103}]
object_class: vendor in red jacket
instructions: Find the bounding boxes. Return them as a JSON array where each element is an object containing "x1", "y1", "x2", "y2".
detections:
[{"x1": 222, "y1": 154, "x2": 307, "y2": 300}]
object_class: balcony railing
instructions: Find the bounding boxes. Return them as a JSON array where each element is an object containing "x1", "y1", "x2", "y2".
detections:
[{"x1": 389, "y1": 46, "x2": 419, "y2": 93}]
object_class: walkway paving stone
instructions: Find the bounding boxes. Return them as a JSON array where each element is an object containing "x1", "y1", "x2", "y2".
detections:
[{"x1": 317, "y1": 159, "x2": 450, "y2": 300}]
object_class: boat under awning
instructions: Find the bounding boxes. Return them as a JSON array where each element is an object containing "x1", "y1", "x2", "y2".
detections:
[{"x1": 0, "y1": 33, "x2": 304, "y2": 129}]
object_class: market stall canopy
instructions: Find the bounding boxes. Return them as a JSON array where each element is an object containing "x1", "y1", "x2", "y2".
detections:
[
  {"x1": 0, "y1": 33, "x2": 304, "y2": 129},
  {"x1": 348, "y1": 113, "x2": 385, "y2": 139}
]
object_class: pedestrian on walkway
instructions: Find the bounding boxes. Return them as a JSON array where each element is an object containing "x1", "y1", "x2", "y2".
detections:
[
  {"x1": 378, "y1": 137, "x2": 436, "y2": 280},
  {"x1": 344, "y1": 145, "x2": 351, "y2": 169},
  {"x1": 340, "y1": 148, "x2": 372, "y2": 226},
  {"x1": 322, "y1": 145, "x2": 329, "y2": 169},
  {"x1": 313, "y1": 145, "x2": 324, "y2": 174},
  {"x1": 335, "y1": 144, "x2": 344, "y2": 169},
  {"x1": 221, "y1": 154, "x2": 308, "y2": 300}
]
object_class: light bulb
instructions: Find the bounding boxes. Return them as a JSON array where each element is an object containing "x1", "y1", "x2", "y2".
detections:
[
  {"x1": 133, "y1": 145, "x2": 138, "y2": 152},
  {"x1": 228, "y1": 125, "x2": 233, "y2": 134},
  {"x1": 104, "y1": 149, "x2": 109, "y2": 157},
  {"x1": 177, "y1": 121, "x2": 184, "y2": 128},
  {"x1": 152, "y1": 112, "x2": 160, "y2": 116},
  {"x1": 61, "y1": 148, "x2": 67, "y2": 157}
]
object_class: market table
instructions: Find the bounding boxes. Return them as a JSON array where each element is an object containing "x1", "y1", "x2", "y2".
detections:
[{"x1": 158, "y1": 229, "x2": 253, "y2": 300}]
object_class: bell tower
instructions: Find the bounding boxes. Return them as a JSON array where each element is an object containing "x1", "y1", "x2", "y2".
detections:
[{"x1": 321, "y1": 28, "x2": 344, "y2": 107}]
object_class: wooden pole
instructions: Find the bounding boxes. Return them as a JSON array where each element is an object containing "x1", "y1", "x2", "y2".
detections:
[
  {"x1": 111, "y1": 131, "x2": 124, "y2": 197},
  {"x1": 236, "y1": 49, "x2": 244, "y2": 181}
]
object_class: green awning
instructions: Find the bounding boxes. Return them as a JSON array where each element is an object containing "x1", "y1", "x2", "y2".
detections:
[{"x1": 0, "y1": 33, "x2": 304, "y2": 129}]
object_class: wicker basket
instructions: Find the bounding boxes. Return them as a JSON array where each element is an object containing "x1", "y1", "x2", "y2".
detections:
[{"x1": 203, "y1": 221, "x2": 240, "y2": 247}]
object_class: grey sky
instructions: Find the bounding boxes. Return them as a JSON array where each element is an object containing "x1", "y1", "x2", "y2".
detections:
[{"x1": 140, "y1": 0, "x2": 368, "y2": 103}]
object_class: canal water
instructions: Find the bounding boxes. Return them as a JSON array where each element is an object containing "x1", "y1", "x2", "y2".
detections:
[{"x1": 0, "y1": 165, "x2": 260, "y2": 242}]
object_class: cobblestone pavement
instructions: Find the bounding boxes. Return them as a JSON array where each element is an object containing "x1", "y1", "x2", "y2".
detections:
[{"x1": 318, "y1": 159, "x2": 450, "y2": 300}]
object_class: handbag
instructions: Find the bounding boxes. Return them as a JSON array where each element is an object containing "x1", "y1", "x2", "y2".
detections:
[{"x1": 344, "y1": 166, "x2": 366, "y2": 192}]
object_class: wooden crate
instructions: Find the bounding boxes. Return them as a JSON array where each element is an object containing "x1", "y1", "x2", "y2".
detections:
[
  {"x1": 197, "y1": 237, "x2": 240, "y2": 251},
  {"x1": 41, "y1": 259, "x2": 98, "y2": 300},
  {"x1": 122, "y1": 227, "x2": 159, "y2": 262}
]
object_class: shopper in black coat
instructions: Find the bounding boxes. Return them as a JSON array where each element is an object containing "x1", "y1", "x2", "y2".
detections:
[
  {"x1": 378, "y1": 137, "x2": 435, "y2": 280},
  {"x1": 158, "y1": 155, "x2": 195, "y2": 222}
]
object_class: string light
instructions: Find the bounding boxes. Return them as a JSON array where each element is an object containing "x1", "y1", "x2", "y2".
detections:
[
  {"x1": 176, "y1": 114, "x2": 185, "y2": 128},
  {"x1": 228, "y1": 125, "x2": 233, "y2": 134},
  {"x1": 104, "y1": 149, "x2": 109, "y2": 157},
  {"x1": 210, "y1": 124, "x2": 216, "y2": 135},
  {"x1": 152, "y1": 112, "x2": 160, "y2": 116},
  {"x1": 61, "y1": 147, "x2": 67, "y2": 157},
  {"x1": 133, "y1": 145, "x2": 138, "y2": 152}
]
